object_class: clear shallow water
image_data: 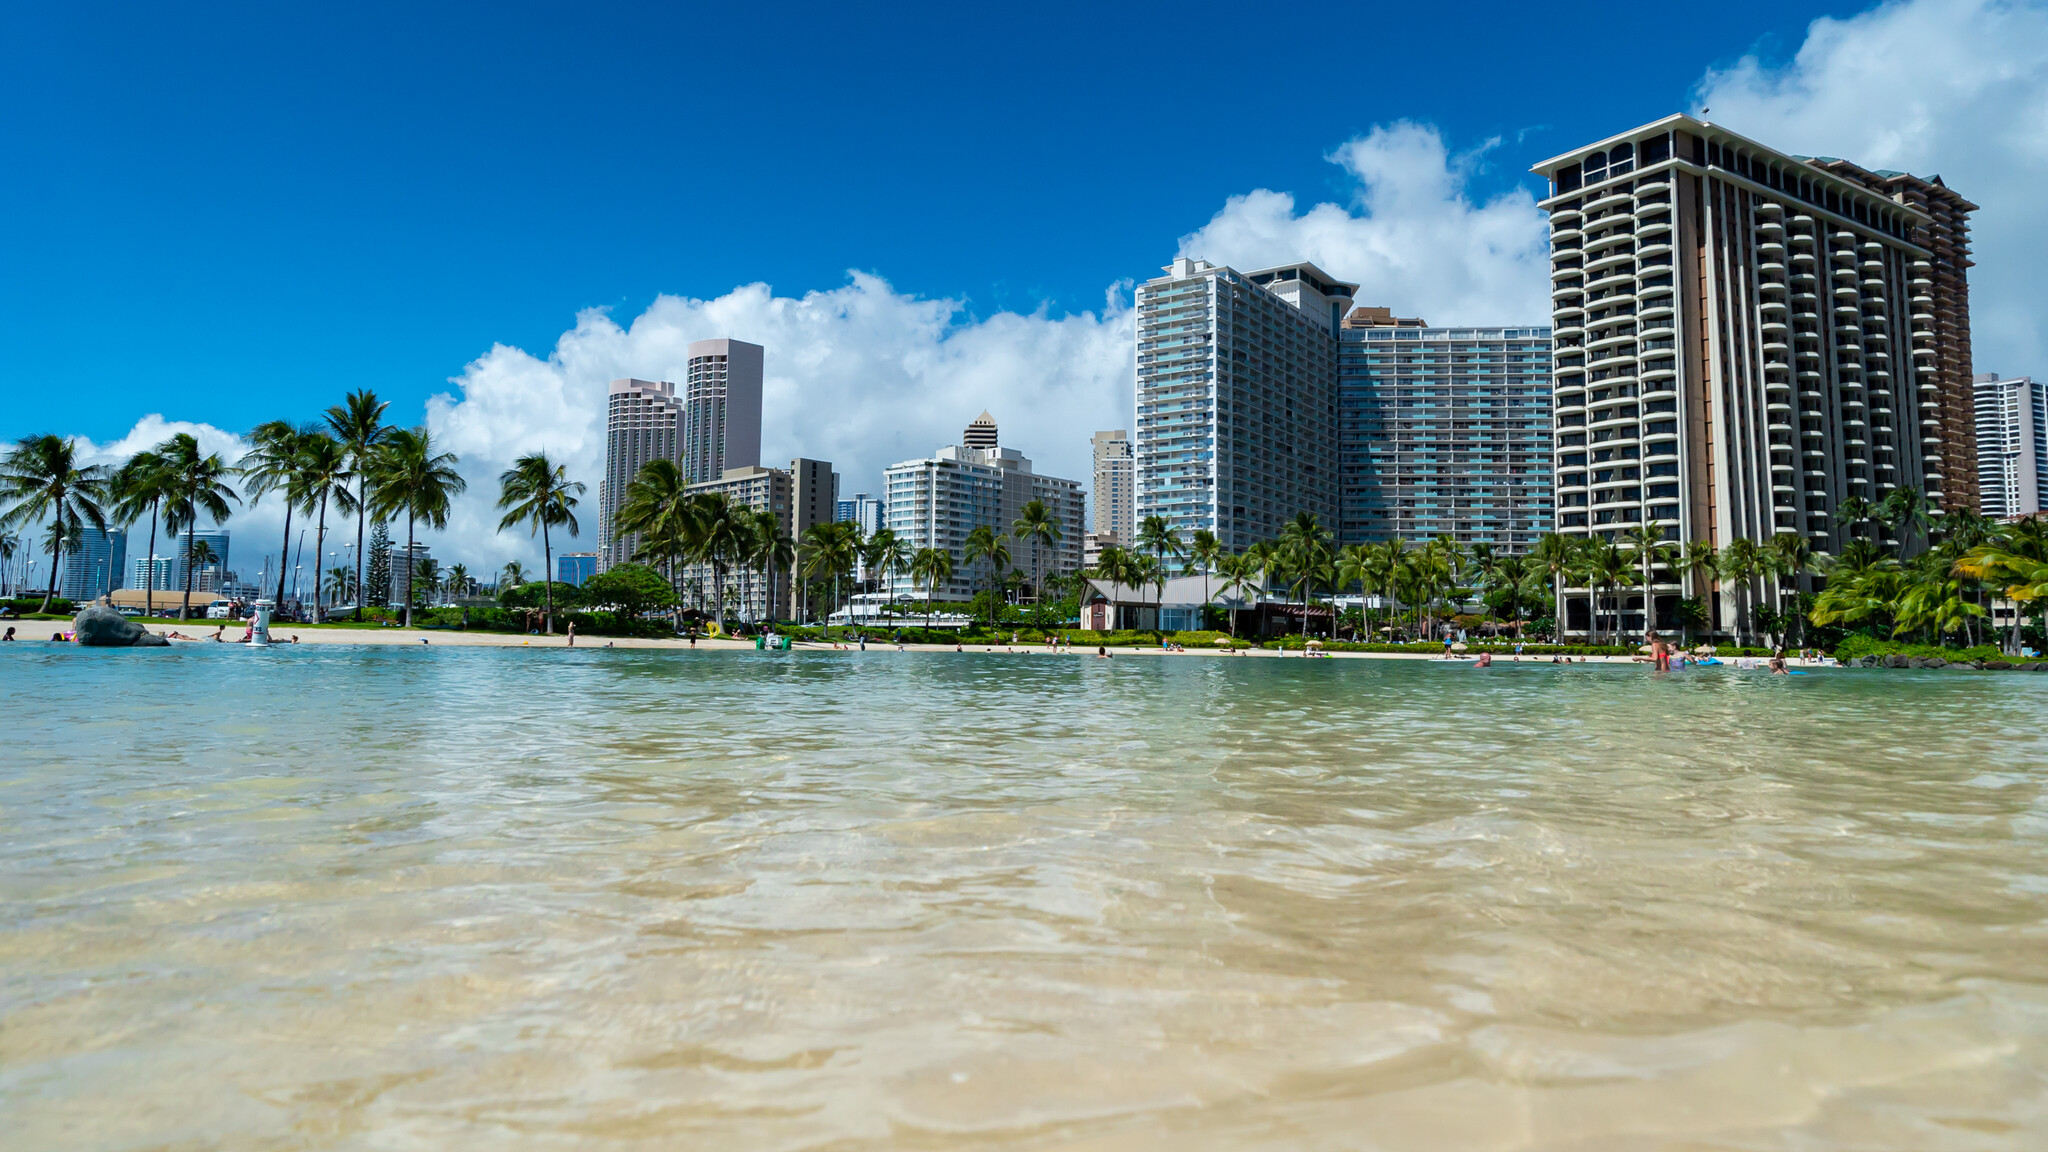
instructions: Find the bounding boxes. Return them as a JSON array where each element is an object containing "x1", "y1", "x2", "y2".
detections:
[{"x1": 4, "y1": 645, "x2": 2048, "y2": 1150}]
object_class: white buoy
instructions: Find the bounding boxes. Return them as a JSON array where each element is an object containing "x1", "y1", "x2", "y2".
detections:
[{"x1": 251, "y1": 599, "x2": 274, "y2": 647}]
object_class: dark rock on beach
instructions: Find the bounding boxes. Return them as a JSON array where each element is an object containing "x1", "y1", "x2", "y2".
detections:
[{"x1": 72, "y1": 604, "x2": 170, "y2": 647}]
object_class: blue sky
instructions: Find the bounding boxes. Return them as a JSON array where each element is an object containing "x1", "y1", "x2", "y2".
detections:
[{"x1": 1, "y1": 0, "x2": 1864, "y2": 444}]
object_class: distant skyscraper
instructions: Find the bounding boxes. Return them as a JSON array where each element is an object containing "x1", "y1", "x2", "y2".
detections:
[
  {"x1": 599, "y1": 377, "x2": 685, "y2": 569},
  {"x1": 790, "y1": 459, "x2": 839, "y2": 549},
  {"x1": 1975, "y1": 374, "x2": 2046, "y2": 518},
  {"x1": 1090, "y1": 430, "x2": 1133, "y2": 546},
  {"x1": 1531, "y1": 113, "x2": 1975, "y2": 638},
  {"x1": 131, "y1": 554, "x2": 177, "y2": 593},
  {"x1": 557, "y1": 552, "x2": 599, "y2": 588},
  {"x1": 682, "y1": 339, "x2": 764, "y2": 485},
  {"x1": 1134, "y1": 257, "x2": 1353, "y2": 551},
  {"x1": 1337, "y1": 311, "x2": 1555, "y2": 548},
  {"x1": 388, "y1": 542, "x2": 430, "y2": 606},
  {"x1": 167, "y1": 530, "x2": 231, "y2": 595},
  {"x1": 963, "y1": 411, "x2": 998, "y2": 450},
  {"x1": 58, "y1": 525, "x2": 126, "y2": 600}
]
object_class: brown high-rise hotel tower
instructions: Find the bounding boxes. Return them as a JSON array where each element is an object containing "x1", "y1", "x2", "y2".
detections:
[{"x1": 1530, "y1": 114, "x2": 1977, "y2": 639}]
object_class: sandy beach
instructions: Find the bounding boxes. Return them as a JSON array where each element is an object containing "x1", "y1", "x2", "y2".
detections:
[{"x1": 117, "y1": 624, "x2": 1767, "y2": 665}]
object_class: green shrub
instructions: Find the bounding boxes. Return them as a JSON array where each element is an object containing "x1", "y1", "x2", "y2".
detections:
[
  {"x1": 5, "y1": 597, "x2": 73, "y2": 616},
  {"x1": 1832, "y1": 636, "x2": 2044, "y2": 664}
]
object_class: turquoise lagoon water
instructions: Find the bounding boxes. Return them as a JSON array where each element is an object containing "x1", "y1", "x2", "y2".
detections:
[{"x1": 4, "y1": 643, "x2": 2048, "y2": 1149}]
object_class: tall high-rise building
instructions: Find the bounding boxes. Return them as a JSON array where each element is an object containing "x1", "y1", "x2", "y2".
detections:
[
  {"x1": 682, "y1": 339, "x2": 764, "y2": 485},
  {"x1": 963, "y1": 411, "x2": 999, "y2": 450},
  {"x1": 836, "y1": 493, "x2": 885, "y2": 536},
  {"x1": 1090, "y1": 429, "x2": 1133, "y2": 545},
  {"x1": 1809, "y1": 160, "x2": 1979, "y2": 509},
  {"x1": 131, "y1": 554, "x2": 177, "y2": 593},
  {"x1": 1337, "y1": 312, "x2": 1555, "y2": 548},
  {"x1": 58, "y1": 525, "x2": 126, "y2": 600},
  {"x1": 790, "y1": 458, "x2": 839, "y2": 547},
  {"x1": 884, "y1": 439, "x2": 1084, "y2": 601},
  {"x1": 1531, "y1": 114, "x2": 1975, "y2": 638},
  {"x1": 1975, "y1": 374, "x2": 2046, "y2": 519},
  {"x1": 1134, "y1": 257, "x2": 1353, "y2": 551},
  {"x1": 598, "y1": 378, "x2": 684, "y2": 568}
]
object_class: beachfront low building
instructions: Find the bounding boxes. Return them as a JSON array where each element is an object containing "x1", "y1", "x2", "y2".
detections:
[{"x1": 1077, "y1": 574, "x2": 1324, "y2": 636}]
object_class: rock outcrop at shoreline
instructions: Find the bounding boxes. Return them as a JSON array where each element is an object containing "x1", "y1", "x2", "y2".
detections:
[
  {"x1": 72, "y1": 604, "x2": 170, "y2": 647},
  {"x1": 1844, "y1": 654, "x2": 2048, "y2": 671}
]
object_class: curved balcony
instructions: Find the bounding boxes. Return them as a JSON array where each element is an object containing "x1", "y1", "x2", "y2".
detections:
[
  {"x1": 1585, "y1": 253, "x2": 1637, "y2": 279},
  {"x1": 1551, "y1": 226, "x2": 1584, "y2": 245},
  {"x1": 1587, "y1": 189, "x2": 1634, "y2": 213}
]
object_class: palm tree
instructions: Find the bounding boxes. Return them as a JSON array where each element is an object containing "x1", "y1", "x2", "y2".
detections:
[
  {"x1": 864, "y1": 528, "x2": 909, "y2": 609},
  {"x1": 324, "y1": 565, "x2": 357, "y2": 605},
  {"x1": 1584, "y1": 536, "x2": 1638, "y2": 646},
  {"x1": 1958, "y1": 533, "x2": 2048, "y2": 653},
  {"x1": 157, "y1": 433, "x2": 241, "y2": 620},
  {"x1": 1717, "y1": 536, "x2": 1767, "y2": 647},
  {"x1": 292, "y1": 433, "x2": 355, "y2": 622},
  {"x1": 369, "y1": 427, "x2": 466, "y2": 628},
  {"x1": 614, "y1": 459, "x2": 693, "y2": 613},
  {"x1": 749, "y1": 509, "x2": 796, "y2": 623},
  {"x1": 325, "y1": 390, "x2": 390, "y2": 622},
  {"x1": 0, "y1": 435, "x2": 112, "y2": 613},
  {"x1": 1530, "y1": 532, "x2": 1578, "y2": 642},
  {"x1": 446, "y1": 562, "x2": 472, "y2": 600},
  {"x1": 110, "y1": 449, "x2": 174, "y2": 619},
  {"x1": 242, "y1": 420, "x2": 332, "y2": 610},
  {"x1": 1877, "y1": 484, "x2": 1930, "y2": 557},
  {"x1": 963, "y1": 523, "x2": 1012, "y2": 628},
  {"x1": 1213, "y1": 552, "x2": 1259, "y2": 638},
  {"x1": 413, "y1": 557, "x2": 443, "y2": 607},
  {"x1": 1492, "y1": 553, "x2": 1534, "y2": 638},
  {"x1": 1187, "y1": 529, "x2": 1223, "y2": 624},
  {"x1": 1833, "y1": 495, "x2": 1877, "y2": 545},
  {"x1": 1279, "y1": 512, "x2": 1334, "y2": 641},
  {"x1": 1765, "y1": 531, "x2": 1815, "y2": 646},
  {"x1": 909, "y1": 546, "x2": 953, "y2": 630},
  {"x1": 495, "y1": 452, "x2": 582, "y2": 634},
  {"x1": 1013, "y1": 499, "x2": 1064, "y2": 625},
  {"x1": 500, "y1": 560, "x2": 529, "y2": 588},
  {"x1": 684, "y1": 493, "x2": 749, "y2": 628},
  {"x1": 799, "y1": 520, "x2": 859, "y2": 626},
  {"x1": 1623, "y1": 524, "x2": 1674, "y2": 635},
  {"x1": 1134, "y1": 515, "x2": 1183, "y2": 580}
]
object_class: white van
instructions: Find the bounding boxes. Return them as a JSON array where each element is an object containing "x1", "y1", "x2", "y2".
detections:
[{"x1": 204, "y1": 600, "x2": 235, "y2": 620}]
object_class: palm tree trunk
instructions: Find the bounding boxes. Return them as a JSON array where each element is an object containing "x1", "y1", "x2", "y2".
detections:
[
  {"x1": 354, "y1": 476, "x2": 368, "y2": 622},
  {"x1": 144, "y1": 501, "x2": 159, "y2": 619},
  {"x1": 275, "y1": 503, "x2": 294, "y2": 608},
  {"x1": 180, "y1": 523, "x2": 196, "y2": 620},
  {"x1": 403, "y1": 509, "x2": 416, "y2": 628},
  {"x1": 313, "y1": 495, "x2": 328, "y2": 623},
  {"x1": 40, "y1": 508, "x2": 63, "y2": 614},
  {"x1": 542, "y1": 518, "x2": 554, "y2": 634}
]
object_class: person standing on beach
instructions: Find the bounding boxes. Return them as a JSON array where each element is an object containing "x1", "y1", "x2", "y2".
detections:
[{"x1": 566, "y1": 621, "x2": 576, "y2": 647}]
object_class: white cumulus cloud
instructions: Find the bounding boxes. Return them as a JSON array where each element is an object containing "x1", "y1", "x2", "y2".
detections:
[
  {"x1": 1174, "y1": 121, "x2": 1553, "y2": 325},
  {"x1": 1695, "y1": 0, "x2": 2048, "y2": 371}
]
